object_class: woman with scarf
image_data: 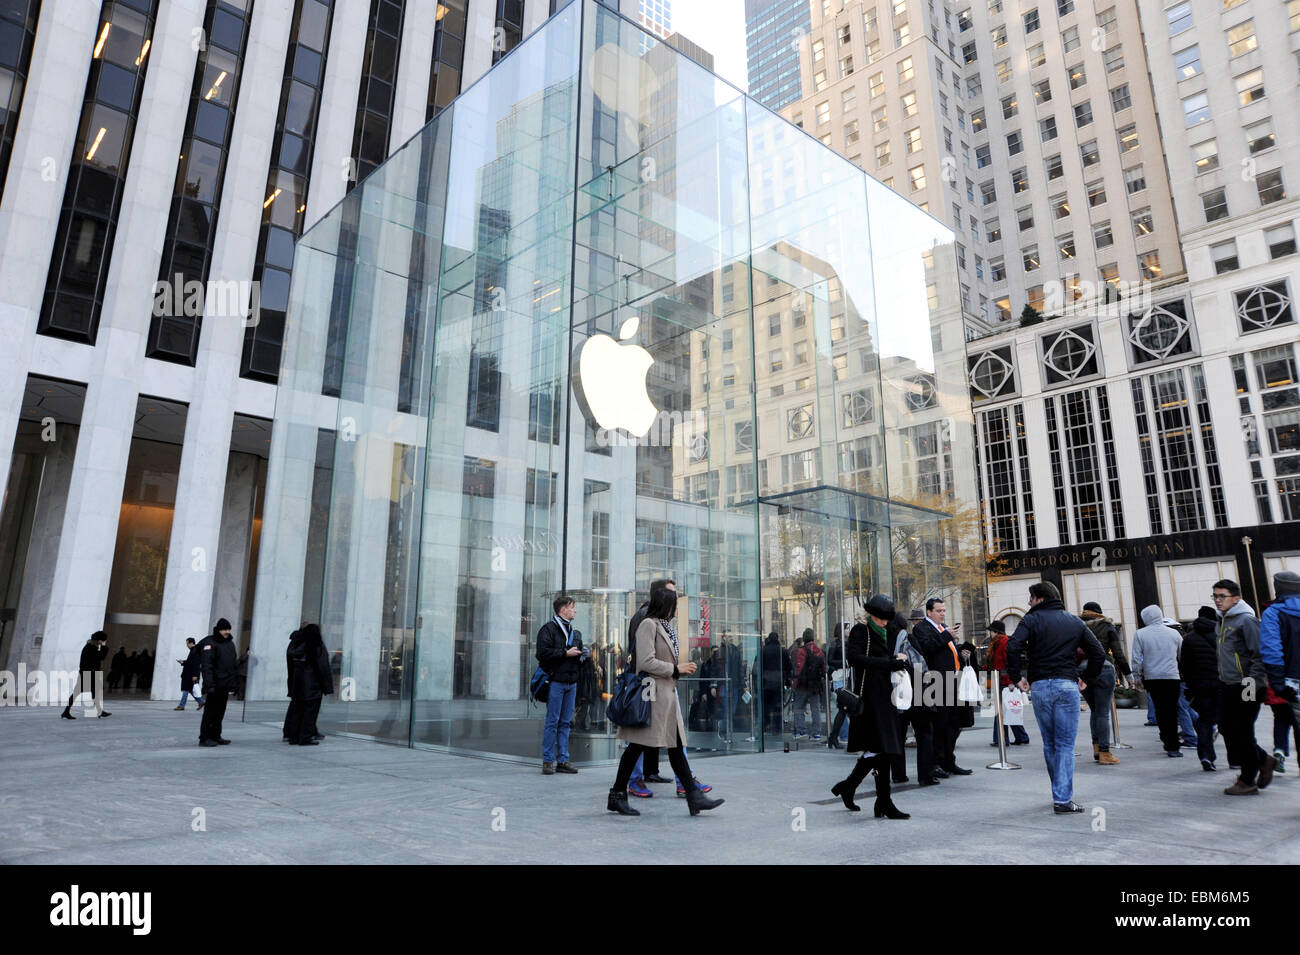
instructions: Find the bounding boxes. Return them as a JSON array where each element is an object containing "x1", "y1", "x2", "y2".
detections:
[{"x1": 831, "y1": 594, "x2": 911, "y2": 819}]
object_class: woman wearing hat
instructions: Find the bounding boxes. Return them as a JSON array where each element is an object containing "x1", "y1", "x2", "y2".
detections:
[{"x1": 831, "y1": 594, "x2": 911, "y2": 819}]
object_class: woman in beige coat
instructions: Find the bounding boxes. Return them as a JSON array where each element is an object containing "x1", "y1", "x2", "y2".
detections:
[{"x1": 608, "y1": 587, "x2": 725, "y2": 816}]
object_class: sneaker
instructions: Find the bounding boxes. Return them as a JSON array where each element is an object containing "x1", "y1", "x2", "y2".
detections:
[
  {"x1": 542, "y1": 762, "x2": 556, "y2": 775},
  {"x1": 1053, "y1": 801, "x2": 1085, "y2": 814},
  {"x1": 1273, "y1": 751, "x2": 1286, "y2": 774},
  {"x1": 1257, "y1": 754, "x2": 1276, "y2": 789},
  {"x1": 811, "y1": 735, "x2": 824, "y2": 742},
  {"x1": 174, "y1": 706, "x2": 185, "y2": 711},
  {"x1": 676, "y1": 776, "x2": 712, "y2": 796},
  {"x1": 1200, "y1": 759, "x2": 1216, "y2": 772},
  {"x1": 792, "y1": 733, "x2": 808, "y2": 740},
  {"x1": 628, "y1": 779, "x2": 653, "y2": 798},
  {"x1": 1165, "y1": 750, "x2": 1184, "y2": 758},
  {"x1": 1224, "y1": 778, "x2": 1258, "y2": 795},
  {"x1": 1143, "y1": 721, "x2": 1158, "y2": 727}
]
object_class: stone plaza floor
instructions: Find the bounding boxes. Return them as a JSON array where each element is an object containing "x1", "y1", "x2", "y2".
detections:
[{"x1": 3, "y1": 699, "x2": 1297, "y2": 865}]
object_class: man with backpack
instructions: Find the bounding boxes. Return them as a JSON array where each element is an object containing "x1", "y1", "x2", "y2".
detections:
[{"x1": 792, "y1": 631, "x2": 826, "y2": 741}]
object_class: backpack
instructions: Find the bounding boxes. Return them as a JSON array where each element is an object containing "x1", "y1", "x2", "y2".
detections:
[
  {"x1": 801, "y1": 647, "x2": 825, "y2": 687},
  {"x1": 529, "y1": 666, "x2": 550, "y2": 703}
]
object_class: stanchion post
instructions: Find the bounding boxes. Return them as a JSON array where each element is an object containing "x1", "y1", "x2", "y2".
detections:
[
  {"x1": 1110, "y1": 686, "x2": 1133, "y2": 749},
  {"x1": 987, "y1": 669, "x2": 1021, "y2": 770}
]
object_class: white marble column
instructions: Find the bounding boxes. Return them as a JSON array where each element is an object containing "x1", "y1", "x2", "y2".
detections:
[{"x1": 209, "y1": 453, "x2": 260, "y2": 636}]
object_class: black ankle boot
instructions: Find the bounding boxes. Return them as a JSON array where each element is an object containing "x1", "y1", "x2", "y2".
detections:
[
  {"x1": 685, "y1": 787, "x2": 724, "y2": 815},
  {"x1": 60, "y1": 707, "x2": 75, "y2": 720},
  {"x1": 873, "y1": 761, "x2": 910, "y2": 819},
  {"x1": 607, "y1": 788, "x2": 640, "y2": 816},
  {"x1": 832, "y1": 757, "x2": 872, "y2": 811}
]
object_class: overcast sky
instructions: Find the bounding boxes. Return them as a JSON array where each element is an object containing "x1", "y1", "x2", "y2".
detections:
[{"x1": 671, "y1": 0, "x2": 750, "y2": 92}]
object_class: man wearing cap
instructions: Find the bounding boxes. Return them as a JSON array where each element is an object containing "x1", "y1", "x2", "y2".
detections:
[
  {"x1": 197, "y1": 618, "x2": 238, "y2": 747},
  {"x1": 985, "y1": 620, "x2": 1030, "y2": 747},
  {"x1": 1181, "y1": 605, "x2": 1222, "y2": 771},
  {"x1": 1007, "y1": 581, "x2": 1105, "y2": 814},
  {"x1": 1132, "y1": 605, "x2": 1185, "y2": 758},
  {"x1": 60, "y1": 631, "x2": 111, "y2": 720},
  {"x1": 1261, "y1": 571, "x2": 1300, "y2": 769}
]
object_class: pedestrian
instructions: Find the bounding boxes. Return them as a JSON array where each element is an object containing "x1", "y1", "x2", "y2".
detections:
[
  {"x1": 829, "y1": 594, "x2": 910, "y2": 819},
  {"x1": 1132, "y1": 605, "x2": 1185, "y2": 758},
  {"x1": 60, "y1": 631, "x2": 111, "y2": 720},
  {"x1": 1006, "y1": 581, "x2": 1105, "y2": 814},
  {"x1": 907, "y1": 597, "x2": 973, "y2": 776},
  {"x1": 196, "y1": 618, "x2": 237, "y2": 747},
  {"x1": 624, "y1": 579, "x2": 679, "y2": 791},
  {"x1": 122, "y1": 650, "x2": 138, "y2": 691},
  {"x1": 537, "y1": 594, "x2": 584, "y2": 775},
  {"x1": 759, "y1": 632, "x2": 789, "y2": 736},
  {"x1": 985, "y1": 620, "x2": 1031, "y2": 747},
  {"x1": 173, "y1": 638, "x2": 204, "y2": 711},
  {"x1": 235, "y1": 648, "x2": 249, "y2": 701},
  {"x1": 282, "y1": 627, "x2": 302, "y2": 742},
  {"x1": 827, "y1": 623, "x2": 850, "y2": 748},
  {"x1": 792, "y1": 631, "x2": 826, "y2": 741},
  {"x1": 1164, "y1": 618, "x2": 1199, "y2": 749},
  {"x1": 1180, "y1": 605, "x2": 1222, "y2": 771},
  {"x1": 1261, "y1": 571, "x2": 1300, "y2": 774},
  {"x1": 607, "y1": 587, "x2": 723, "y2": 816},
  {"x1": 108, "y1": 647, "x2": 126, "y2": 691},
  {"x1": 891, "y1": 614, "x2": 938, "y2": 785},
  {"x1": 285, "y1": 623, "x2": 332, "y2": 745},
  {"x1": 1214, "y1": 579, "x2": 1276, "y2": 794}
]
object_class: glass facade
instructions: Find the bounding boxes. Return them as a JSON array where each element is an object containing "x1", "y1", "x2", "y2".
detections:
[{"x1": 245, "y1": 0, "x2": 981, "y2": 762}]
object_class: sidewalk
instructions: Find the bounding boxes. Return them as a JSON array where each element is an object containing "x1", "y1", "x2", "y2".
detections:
[{"x1": 3, "y1": 701, "x2": 1297, "y2": 864}]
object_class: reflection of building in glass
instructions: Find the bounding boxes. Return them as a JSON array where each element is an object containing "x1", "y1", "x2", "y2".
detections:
[{"x1": 243, "y1": 0, "x2": 981, "y2": 763}]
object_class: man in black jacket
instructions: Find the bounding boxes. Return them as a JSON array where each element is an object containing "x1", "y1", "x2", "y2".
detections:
[
  {"x1": 61, "y1": 631, "x2": 111, "y2": 720},
  {"x1": 1007, "y1": 581, "x2": 1106, "y2": 813},
  {"x1": 908, "y1": 597, "x2": 972, "y2": 776},
  {"x1": 174, "y1": 638, "x2": 204, "y2": 710},
  {"x1": 537, "y1": 594, "x2": 584, "y2": 775},
  {"x1": 197, "y1": 618, "x2": 238, "y2": 746},
  {"x1": 1180, "y1": 605, "x2": 1222, "y2": 771}
]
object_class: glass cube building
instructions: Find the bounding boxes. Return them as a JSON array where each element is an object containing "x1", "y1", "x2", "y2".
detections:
[{"x1": 244, "y1": 0, "x2": 985, "y2": 762}]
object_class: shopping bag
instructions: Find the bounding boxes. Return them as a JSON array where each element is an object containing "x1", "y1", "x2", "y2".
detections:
[
  {"x1": 1001, "y1": 686, "x2": 1026, "y2": 726},
  {"x1": 957, "y1": 665, "x2": 981, "y2": 703},
  {"x1": 890, "y1": 669, "x2": 913, "y2": 711}
]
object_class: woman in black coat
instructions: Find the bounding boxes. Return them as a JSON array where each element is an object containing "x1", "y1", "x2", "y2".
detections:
[
  {"x1": 285, "y1": 624, "x2": 333, "y2": 745},
  {"x1": 831, "y1": 595, "x2": 910, "y2": 819}
]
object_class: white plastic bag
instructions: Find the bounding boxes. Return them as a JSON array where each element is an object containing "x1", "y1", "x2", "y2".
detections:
[
  {"x1": 890, "y1": 670, "x2": 913, "y2": 711},
  {"x1": 957, "y1": 665, "x2": 981, "y2": 703},
  {"x1": 1001, "y1": 686, "x2": 1026, "y2": 726}
]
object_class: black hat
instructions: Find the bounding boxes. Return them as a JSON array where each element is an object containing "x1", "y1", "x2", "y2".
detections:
[
  {"x1": 986, "y1": 619, "x2": 1006, "y2": 635},
  {"x1": 864, "y1": 594, "x2": 896, "y2": 621},
  {"x1": 1197, "y1": 605, "x2": 1217, "y2": 621},
  {"x1": 909, "y1": 607, "x2": 925, "y2": 621},
  {"x1": 1082, "y1": 601, "x2": 1103, "y2": 614},
  {"x1": 215, "y1": 618, "x2": 232, "y2": 632},
  {"x1": 92, "y1": 630, "x2": 108, "y2": 642},
  {"x1": 1275, "y1": 571, "x2": 1300, "y2": 598}
]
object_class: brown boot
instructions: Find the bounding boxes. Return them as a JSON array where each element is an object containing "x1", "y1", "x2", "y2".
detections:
[
  {"x1": 1224, "y1": 777, "x2": 1259, "y2": 795},
  {"x1": 1093, "y1": 743, "x2": 1100, "y2": 762},
  {"x1": 1098, "y1": 749, "x2": 1119, "y2": 765}
]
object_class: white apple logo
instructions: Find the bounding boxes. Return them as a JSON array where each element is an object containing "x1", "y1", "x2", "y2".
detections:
[{"x1": 576, "y1": 315, "x2": 659, "y2": 438}]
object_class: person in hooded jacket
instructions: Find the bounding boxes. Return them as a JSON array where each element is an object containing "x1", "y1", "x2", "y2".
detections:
[
  {"x1": 1132, "y1": 605, "x2": 1185, "y2": 758},
  {"x1": 1214, "y1": 579, "x2": 1275, "y2": 794},
  {"x1": 830, "y1": 594, "x2": 911, "y2": 819},
  {"x1": 61, "y1": 631, "x2": 111, "y2": 720},
  {"x1": 285, "y1": 623, "x2": 333, "y2": 745},
  {"x1": 759, "y1": 632, "x2": 791, "y2": 736},
  {"x1": 197, "y1": 618, "x2": 238, "y2": 746},
  {"x1": 1180, "y1": 605, "x2": 1222, "y2": 770},
  {"x1": 1261, "y1": 570, "x2": 1300, "y2": 774}
]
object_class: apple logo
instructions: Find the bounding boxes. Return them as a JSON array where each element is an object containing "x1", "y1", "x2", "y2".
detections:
[{"x1": 574, "y1": 315, "x2": 659, "y2": 438}]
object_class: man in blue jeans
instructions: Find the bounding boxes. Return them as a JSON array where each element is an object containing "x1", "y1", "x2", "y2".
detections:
[
  {"x1": 536, "y1": 594, "x2": 584, "y2": 775},
  {"x1": 1006, "y1": 581, "x2": 1106, "y2": 814}
]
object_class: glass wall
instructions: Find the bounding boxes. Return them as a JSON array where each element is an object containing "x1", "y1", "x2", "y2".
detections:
[{"x1": 246, "y1": 0, "x2": 979, "y2": 761}]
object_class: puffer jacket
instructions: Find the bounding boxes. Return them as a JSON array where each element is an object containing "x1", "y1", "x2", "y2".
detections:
[
  {"x1": 1217, "y1": 600, "x2": 1266, "y2": 688},
  {"x1": 1132, "y1": 606, "x2": 1182, "y2": 681},
  {"x1": 1261, "y1": 594, "x2": 1300, "y2": 696},
  {"x1": 1179, "y1": 617, "x2": 1220, "y2": 684}
]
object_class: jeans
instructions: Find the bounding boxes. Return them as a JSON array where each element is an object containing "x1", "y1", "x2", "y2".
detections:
[
  {"x1": 178, "y1": 689, "x2": 204, "y2": 708},
  {"x1": 1187, "y1": 682, "x2": 1220, "y2": 764},
  {"x1": 1082, "y1": 663, "x2": 1116, "y2": 749},
  {"x1": 794, "y1": 687, "x2": 823, "y2": 736},
  {"x1": 1031, "y1": 679, "x2": 1081, "y2": 805},
  {"x1": 1178, "y1": 688, "x2": 1198, "y2": 743},
  {"x1": 1145, "y1": 679, "x2": 1183, "y2": 753},
  {"x1": 1272, "y1": 700, "x2": 1300, "y2": 755},
  {"x1": 542, "y1": 680, "x2": 577, "y2": 764}
]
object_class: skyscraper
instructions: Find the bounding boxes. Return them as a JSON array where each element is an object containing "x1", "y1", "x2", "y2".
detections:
[{"x1": 746, "y1": 0, "x2": 813, "y2": 111}]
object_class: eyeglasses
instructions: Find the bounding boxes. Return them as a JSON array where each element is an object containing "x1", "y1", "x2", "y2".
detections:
[{"x1": 1211, "y1": 593, "x2": 1231, "y2": 601}]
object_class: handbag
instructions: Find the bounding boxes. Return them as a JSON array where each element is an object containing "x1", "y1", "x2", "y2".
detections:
[
  {"x1": 835, "y1": 667, "x2": 866, "y2": 717},
  {"x1": 607, "y1": 668, "x2": 652, "y2": 727}
]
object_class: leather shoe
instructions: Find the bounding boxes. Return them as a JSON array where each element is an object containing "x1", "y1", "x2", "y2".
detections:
[
  {"x1": 946, "y1": 765, "x2": 973, "y2": 775},
  {"x1": 892, "y1": 774, "x2": 909, "y2": 784},
  {"x1": 917, "y1": 776, "x2": 941, "y2": 786},
  {"x1": 541, "y1": 762, "x2": 555, "y2": 775},
  {"x1": 555, "y1": 762, "x2": 579, "y2": 774},
  {"x1": 312, "y1": 734, "x2": 325, "y2": 741},
  {"x1": 931, "y1": 767, "x2": 950, "y2": 778},
  {"x1": 199, "y1": 739, "x2": 219, "y2": 747},
  {"x1": 643, "y1": 773, "x2": 671, "y2": 784},
  {"x1": 216, "y1": 737, "x2": 231, "y2": 745},
  {"x1": 1257, "y1": 754, "x2": 1277, "y2": 789},
  {"x1": 1053, "y1": 801, "x2": 1085, "y2": 814}
]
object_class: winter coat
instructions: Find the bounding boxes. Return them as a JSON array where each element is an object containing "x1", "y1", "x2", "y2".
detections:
[
  {"x1": 197, "y1": 630, "x2": 238, "y2": 692},
  {"x1": 1179, "y1": 618, "x2": 1220, "y2": 684},
  {"x1": 180, "y1": 645, "x2": 202, "y2": 688},
  {"x1": 794, "y1": 643, "x2": 826, "y2": 690},
  {"x1": 536, "y1": 618, "x2": 584, "y2": 685},
  {"x1": 1261, "y1": 594, "x2": 1300, "y2": 695},
  {"x1": 1082, "y1": 613, "x2": 1132, "y2": 677},
  {"x1": 78, "y1": 641, "x2": 106, "y2": 675},
  {"x1": 909, "y1": 617, "x2": 960, "y2": 674},
  {"x1": 287, "y1": 631, "x2": 333, "y2": 701},
  {"x1": 577, "y1": 653, "x2": 600, "y2": 705},
  {"x1": 617, "y1": 617, "x2": 688, "y2": 749},
  {"x1": 987, "y1": 634, "x2": 1013, "y2": 688},
  {"x1": 1132, "y1": 606, "x2": 1182, "y2": 682},
  {"x1": 760, "y1": 638, "x2": 790, "y2": 689},
  {"x1": 1006, "y1": 598, "x2": 1105, "y2": 684},
  {"x1": 845, "y1": 622, "x2": 906, "y2": 755},
  {"x1": 1217, "y1": 600, "x2": 1265, "y2": 688}
]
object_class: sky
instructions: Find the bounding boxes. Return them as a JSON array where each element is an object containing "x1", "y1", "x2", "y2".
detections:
[{"x1": 671, "y1": 0, "x2": 750, "y2": 92}]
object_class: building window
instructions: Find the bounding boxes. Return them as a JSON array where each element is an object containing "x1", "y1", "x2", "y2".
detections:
[
  {"x1": 1103, "y1": 45, "x2": 1124, "y2": 73},
  {"x1": 1117, "y1": 124, "x2": 1139, "y2": 152},
  {"x1": 987, "y1": 219, "x2": 1002, "y2": 242},
  {"x1": 905, "y1": 127, "x2": 923, "y2": 153},
  {"x1": 865, "y1": 7, "x2": 879, "y2": 31},
  {"x1": 969, "y1": 345, "x2": 1018, "y2": 399},
  {"x1": 996, "y1": 59, "x2": 1012, "y2": 83},
  {"x1": 867, "y1": 37, "x2": 881, "y2": 60},
  {"x1": 1017, "y1": 206, "x2": 1034, "y2": 231},
  {"x1": 1202, "y1": 187, "x2": 1228, "y2": 222},
  {"x1": 894, "y1": 22, "x2": 911, "y2": 46},
  {"x1": 1236, "y1": 281, "x2": 1295, "y2": 332},
  {"x1": 1192, "y1": 138, "x2": 1219, "y2": 173},
  {"x1": 1045, "y1": 154, "x2": 1063, "y2": 180},
  {"x1": 991, "y1": 256, "x2": 1007, "y2": 280},
  {"x1": 1040, "y1": 116, "x2": 1058, "y2": 141},
  {"x1": 1182, "y1": 92, "x2": 1210, "y2": 127},
  {"x1": 842, "y1": 390, "x2": 876, "y2": 427},
  {"x1": 901, "y1": 91, "x2": 918, "y2": 117},
  {"x1": 1052, "y1": 194, "x2": 1070, "y2": 219},
  {"x1": 1002, "y1": 94, "x2": 1018, "y2": 119},
  {"x1": 1109, "y1": 84, "x2": 1131, "y2": 112},
  {"x1": 993, "y1": 23, "x2": 1008, "y2": 46},
  {"x1": 1058, "y1": 234, "x2": 1076, "y2": 259},
  {"x1": 1058, "y1": 0, "x2": 1074, "y2": 13},
  {"x1": 1011, "y1": 167, "x2": 1029, "y2": 193},
  {"x1": 981, "y1": 180, "x2": 997, "y2": 204},
  {"x1": 1028, "y1": 42, "x2": 1046, "y2": 67},
  {"x1": 1245, "y1": 117, "x2": 1275, "y2": 154},
  {"x1": 1124, "y1": 165, "x2": 1147, "y2": 194},
  {"x1": 1059, "y1": 389, "x2": 1107, "y2": 542},
  {"x1": 1006, "y1": 130, "x2": 1023, "y2": 154},
  {"x1": 1068, "y1": 63, "x2": 1087, "y2": 89},
  {"x1": 844, "y1": 119, "x2": 860, "y2": 144},
  {"x1": 976, "y1": 144, "x2": 992, "y2": 167},
  {"x1": 1174, "y1": 44, "x2": 1201, "y2": 79},
  {"x1": 1086, "y1": 180, "x2": 1106, "y2": 206},
  {"x1": 841, "y1": 55, "x2": 855, "y2": 76},
  {"x1": 963, "y1": 41, "x2": 979, "y2": 63},
  {"x1": 1101, "y1": 263, "x2": 1121, "y2": 299},
  {"x1": 1080, "y1": 140, "x2": 1100, "y2": 167},
  {"x1": 898, "y1": 55, "x2": 914, "y2": 81},
  {"x1": 1256, "y1": 168, "x2": 1285, "y2": 205},
  {"x1": 1062, "y1": 26, "x2": 1080, "y2": 53},
  {"x1": 870, "y1": 72, "x2": 885, "y2": 97},
  {"x1": 1073, "y1": 102, "x2": 1093, "y2": 127},
  {"x1": 1127, "y1": 299, "x2": 1194, "y2": 365},
  {"x1": 1211, "y1": 241, "x2": 1240, "y2": 274},
  {"x1": 873, "y1": 106, "x2": 888, "y2": 131},
  {"x1": 1227, "y1": 20, "x2": 1257, "y2": 57},
  {"x1": 980, "y1": 407, "x2": 1023, "y2": 551},
  {"x1": 1138, "y1": 251, "x2": 1161, "y2": 280},
  {"x1": 1093, "y1": 222, "x2": 1113, "y2": 247},
  {"x1": 788, "y1": 405, "x2": 816, "y2": 440},
  {"x1": 1023, "y1": 243, "x2": 1040, "y2": 272},
  {"x1": 1235, "y1": 68, "x2": 1265, "y2": 106},
  {"x1": 1167, "y1": 2, "x2": 1193, "y2": 36},
  {"x1": 1267, "y1": 224, "x2": 1297, "y2": 259},
  {"x1": 1132, "y1": 206, "x2": 1153, "y2": 235},
  {"x1": 1151, "y1": 369, "x2": 1206, "y2": 531},
  {"x1": 876, "y1": 141, "x2": 892, "y2": 167},
  {"x1": 910, "y1": 164, "x2": 927, "y2": 191},
  {"x1": 814, "y1": 70, "x2": 828, "y2": 91}
]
